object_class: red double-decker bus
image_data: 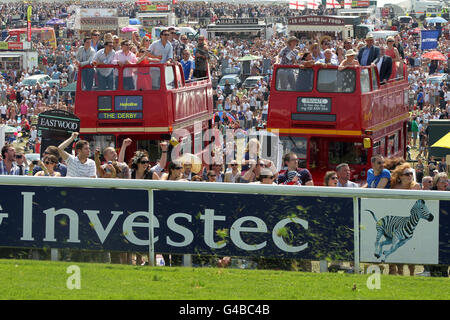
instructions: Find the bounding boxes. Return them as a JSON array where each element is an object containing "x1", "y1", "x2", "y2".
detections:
[
  {"x1": 267, "y1": 63, "x2": 409, "y2": 185},
  {"x1": 75, "y1": 63, "x2": 213, "y2": 162}
]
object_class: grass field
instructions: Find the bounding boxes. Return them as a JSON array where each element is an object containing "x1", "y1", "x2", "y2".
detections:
[{"x1": 0, "y1": 259, "x2": 448, "y2": 300}]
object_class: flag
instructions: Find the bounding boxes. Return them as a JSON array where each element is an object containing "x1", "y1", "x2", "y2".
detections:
[
  {"x1": 344, "y1": 0, "x2": 352, "y2": 9},
  {"x1": 307, "y1": 0, "x2": 320, "y2": 10},
  {"x1": 326, "y1": 0, "x2": 341, "y2": 9},
  {"x1": 289, "y1": 0, "x2": 305, "y2": 10}
]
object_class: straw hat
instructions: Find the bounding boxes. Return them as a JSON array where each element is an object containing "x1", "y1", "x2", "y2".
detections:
[
  {"x1": 287, "y1": 36, "x2": 300, "y2": 44},
  {"x1": 365, "y1": 34, "x2": 374, "y2": 40},
  {"x1": 386, "y1": 36, "x2": 395, "y2": 42},
  {"x1": 345, "y1": 49, "x2": 357, "y2": 57}
]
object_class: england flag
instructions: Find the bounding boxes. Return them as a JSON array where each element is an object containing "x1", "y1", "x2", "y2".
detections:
[
  {"x1": 344, "y1": 0, "x2": 352, "y2": 9},
  {"x1": 326, "y1": 0, "x2": 341, "y2": 9},
  {"x1": 289, "y1": 0, "x2": 306, "y2": 10},
  {"x1": 307, "y1": 0, "x2": 320, "y2": 10}
]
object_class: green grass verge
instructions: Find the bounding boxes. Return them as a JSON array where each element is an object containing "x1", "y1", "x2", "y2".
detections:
[{"x1": 0, "y1": 259, "x2": 448, "y2": 300}]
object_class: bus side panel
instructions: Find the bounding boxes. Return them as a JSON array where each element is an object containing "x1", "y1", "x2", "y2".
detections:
[{"x1": 172, "y1": 84, "x2": 209, "y2": 122}]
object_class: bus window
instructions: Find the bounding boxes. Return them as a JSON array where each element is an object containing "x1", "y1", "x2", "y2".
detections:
[
  {"x1": 135, "y1": 65, "x2": 161, "y2": 91},
  {"x1": 82, "y1": 134, "x2": 116, "y2": 157},
  {"x1": 328, "y1": 141, "x2": 368, "y2": 165},
  {"x1": 279, "y1": 136, "x2": 307, "y2": 167},
  {"x1": 373, "y1": 140, "x2": 380, "y2": 156},
  {"x1": 317, "y1": 69, "x2": 356, "y2": 93},
  {"x1": 387, "y1": 134, "x2": 395, "y2": 157},
  {"x1": 275, "y1": 68, "x2": 313, "y2": 92},
  {"x1": 371, "y1": 67, "x2": 378, "y2": 90},
  {"x1": 360, "y1": 69, "x2": 371, "y2": 93},
  {"x1": 123, "y1": 66, "x2": 136, "y2": 90},
  {"x1": 165, "y1": 66, "x2": 175, "y2": 89}
]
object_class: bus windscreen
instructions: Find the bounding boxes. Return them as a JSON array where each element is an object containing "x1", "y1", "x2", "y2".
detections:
[
  {"x1": 317, "y1": 69, "x2": 356, "y2": 93},
  {"x1": 275, "y1": 68, "x2": 313, "y2": 92}
]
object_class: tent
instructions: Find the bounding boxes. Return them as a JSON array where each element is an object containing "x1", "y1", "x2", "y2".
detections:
[{"x1": 431, "y1": 132, "x2": 450, "y2": 149}]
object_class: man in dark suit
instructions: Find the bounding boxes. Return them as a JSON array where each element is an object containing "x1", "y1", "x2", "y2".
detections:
[
  {"x1": 358, "y1": 34, "x2": 380, "y2": 66},
  {"x1": 372, "y1": 46, "x2": 392, "y2": 84}
]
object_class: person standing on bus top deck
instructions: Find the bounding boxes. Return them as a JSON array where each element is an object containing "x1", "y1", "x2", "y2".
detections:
[
  {"x1": 277, "y1": 152, "x2": 314, "y2": 186},
  {"x1": 338, "y1": 49, "x2": 360, "y2": 71},
  {"x1": 112, "y1": 40, "x2": 137, "y2": 91},
  {"x1": 180, "y1": 49, "x2": 194, "y2": 82},
  {"x1": 148, "y1": 30, "x2": 173, "y2": 64},
  {"x1": 277, "y1": 36, "x2": 300, "y2": 65},
  {"x1": 57, "y1": 132, "x2": 97, "y2": 178},
  {"x1": 92, "y1": 41, "x2": 115, "y2": 91},
  {"x1": 168, "y1": 27, "x2": 181, "y2": 61},
  {"x1": 75, "y1": 37, "x2": 95, "y2": 91},
  {"x1": 362, "y1": 155, "x2": 391, "y2": 189},
  {"x1": 372, "y1": 46, "x2": 392, "y2": 84},
  {"x1": 357, "y1": 34, "x2": 380, "y2": 66},
  {"x1": 193, "y1": 35, "x2": 209, "y2": 79},
  {"x1": 90, "y1": 30, "x2": 104, "y2": 52},
  {"x1": 336, "y1": 163, "x2": 359, "y2": 187},
  {"x1": 316, "y1": 49, "x2": 339, "y2": 66}
]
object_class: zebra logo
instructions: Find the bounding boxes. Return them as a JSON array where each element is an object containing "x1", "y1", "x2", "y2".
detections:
[{"x1": 365, "y1": 199, "x2": 434, "y2": 262}]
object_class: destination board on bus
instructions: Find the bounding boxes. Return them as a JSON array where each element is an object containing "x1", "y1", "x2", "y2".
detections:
[
  {"x1": 98, "y1": 112, "x2": 143, "y2": 120},
  {"x1": 297, "y1": 97, "x2": 331, "y2": 113},
  {"x1": 115, "y1": 96, "x2": 143, "y2": 111}
]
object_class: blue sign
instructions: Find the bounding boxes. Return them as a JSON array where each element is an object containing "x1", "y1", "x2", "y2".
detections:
[
  {"x1": 115, "y1": 96, "x2": 143, "y2": 111},
  {"x1": 153, "y1": 191, "x2": 354, "y2": 259},
  {"x1": 0, "y1": 186, "x2": 149, "y2": 252},
  {"x1": 421, "y1": 30, "x2": 440, "y2": 50}
]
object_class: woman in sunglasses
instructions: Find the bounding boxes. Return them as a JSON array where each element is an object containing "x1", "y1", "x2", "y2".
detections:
[
  {"x1": 160, "y1": 160, "x2": 185, "y2": 181},
  {"x1": 130, "y1": 151, "x2": 159, "y2": 180},
  {"x1": 324, "y1": 171, "x2": 338, "y2": 187},
  {"x1": 34, "y1": 155, "x2": 61, "y2": 177},
  {"x1": 390, "y1": 163, "x2": 420, "y2": 190}
]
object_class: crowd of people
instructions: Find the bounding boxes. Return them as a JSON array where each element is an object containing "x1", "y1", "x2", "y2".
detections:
[{"x1": 0, "y1": 1, "x2": 449, "y2": 275}]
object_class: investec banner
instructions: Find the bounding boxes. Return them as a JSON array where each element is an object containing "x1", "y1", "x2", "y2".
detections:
[{"x1": 0, "y1": 186, "x2": 354, "y2": 259}]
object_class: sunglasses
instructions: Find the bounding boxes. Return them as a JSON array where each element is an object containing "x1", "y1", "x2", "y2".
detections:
[
  {"x1": 15, "y1": 155, "x2": 22, "y2": 159},
  {"x1": 231, "y1": 164, "x2": 238, "y2": 167},
  {"x1": 161, "y1": 34, "x2": 169, "y2": 36},
  {"x1": 402, "y1": 172, "x2": 414, "y2": 176},
  {"x1": 261, "y1": 175, "x2": 274, "y2": 179},
  {"x1": 140, "y1": 160, "x2": 150, "y2": 164},
  {"x1": 376, "y1": 162, "x2": 384, "y2": 165},
  {"x1": 174, "y1": 167, "x2": 183, "y2": 170},
  {"x1": 144, "y1": 39, "x2": 150, "y2": 42},
  {"x1": 93, "y1": 34, "x2": 100, "y2": 36},
  {"x1": 331, "y1": 176, "x2": 338, "y2": 180},
  {"x1": 45, "y1": 161, "x2": 56, "y2": 165}
]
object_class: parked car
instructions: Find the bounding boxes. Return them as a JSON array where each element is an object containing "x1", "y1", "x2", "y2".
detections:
[
  {"x1": 218, "y1": 74, "x2": 241, "y2": 91},
  {"x1": 21, "y1": 74, "x2": 51, "y2": 86},
  {"x1": 242, "y1": 76, "x2": 265, "y2": 89}
]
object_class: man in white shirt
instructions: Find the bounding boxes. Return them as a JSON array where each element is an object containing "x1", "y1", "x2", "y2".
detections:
[
  {"x1": 113, "y1": 40, "x2": 137, "y2": 90},
  {"x1": 336, "y1": 163, "x2": 359, "y2": 188},
  {"x1": 93, "y1": 41, "x2": 116, "y2": 90},
  {"x1": 58, "y1": 132, "x2": 97, "y2": 178}
]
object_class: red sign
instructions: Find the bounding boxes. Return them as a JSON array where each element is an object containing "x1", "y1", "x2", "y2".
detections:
[
  {"x1": 8, "y1": 42, "x2": 24, "y2": 50},
  {"x1": 288, "y1": 16, "x2": 345, "y2": 26}
]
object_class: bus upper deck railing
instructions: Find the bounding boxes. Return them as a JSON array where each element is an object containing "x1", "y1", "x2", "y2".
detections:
[{"x1": 77, "y1": 62, "x2": 210, "y2": 92}]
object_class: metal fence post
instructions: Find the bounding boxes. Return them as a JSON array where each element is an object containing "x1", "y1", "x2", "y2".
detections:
[
  {"x1": 148, "y1": 189, "x2": 155, "y2": 266},
  {"x1": 353, "y1": 196, "x2": 360, "y2": 274}
]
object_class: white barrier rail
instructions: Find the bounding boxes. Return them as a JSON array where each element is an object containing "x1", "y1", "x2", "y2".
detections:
[{"x1": 1, "y1": 176, "x2": 449, "y2": 200}]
